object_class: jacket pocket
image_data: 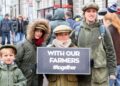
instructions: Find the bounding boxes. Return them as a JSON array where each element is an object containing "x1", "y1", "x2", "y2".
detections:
[
  {"x1": 67, "y1": 75, "x2": 77, "y2": 82},
  {"x1": 93, "y1": 41, "x2": 107, "y2": 68},
  {"x1": 92, "y1": 68, "x2": 108, "y2": 84},
  {"x1": 48, "y1": 75, "x2": 57, "y2": 82}
]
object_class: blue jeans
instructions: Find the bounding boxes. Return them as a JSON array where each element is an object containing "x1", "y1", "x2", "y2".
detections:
[
  {"x1": 115, "y1": 65, "x2": 120, "y2": 86},
  {"x1": 14, "y1": 32, "x2": 25, "y2": 43},
  {"x1": 109, "y1": 65, "x2": 120, "y2": 86},
  {"x1": 109, "y1": 79, "x2": 115, "y2": 86},
  {"x1": 1, "y1": 32, "x2": 10, "y2": 45}
]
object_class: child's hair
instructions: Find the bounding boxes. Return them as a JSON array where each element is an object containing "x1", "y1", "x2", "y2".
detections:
[
  {"x1": 0, "y1": 48, "x2": 16, "y2": 56},
  {"x1": 0, "y1": 45, "x2": 17, "y2": 56}
]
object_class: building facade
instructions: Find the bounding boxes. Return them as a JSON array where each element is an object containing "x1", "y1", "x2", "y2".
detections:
[
  {"x1": 1, "y1": 0, "x2": 118, "y2": 20},
  {"x1": 73, "y1": 0, "x2": 117, "y2": 16},
  {"x1": 36, "y1": 0, "x2": 117, "y2": 18},
  {"x1": 0, "y1": 0, "x2": 12, "y2": 17}
]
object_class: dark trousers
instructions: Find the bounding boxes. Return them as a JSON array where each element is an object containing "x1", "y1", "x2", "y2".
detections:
[
  {"x1": 31, "y1": 74, "x2": 43, "y2": 86},
  {"x1": 1, "y1": 32, "x2": 10, "y2": 45}
]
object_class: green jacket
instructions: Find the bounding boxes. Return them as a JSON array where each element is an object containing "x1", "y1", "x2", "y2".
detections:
[
  {"x1": 15, "y1": 39, "x2": 44, "y2": 86},
  {"x1": 15, "y1": 39, "x2": 37, "y2": 85},
  {"x1": 15, "y1": 19, "x2": 50, "y2": 86},
  {"x1": 0, "y1": 63, "x2": 26, "y2": 86},
  {"x1": 71, "y1": 20, "x2": 116, "y2": 85},
  {"x1": 16, "y1": 40, "x2": 36, "y2": 75}
]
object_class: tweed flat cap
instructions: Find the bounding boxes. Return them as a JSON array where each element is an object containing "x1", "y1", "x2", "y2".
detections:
[
  {"x1": 82, "y1": 2, "x2": 99, "y2": 12},
  {"x1": 53, "y1": 25, "x2": 72, "y2": 34}
]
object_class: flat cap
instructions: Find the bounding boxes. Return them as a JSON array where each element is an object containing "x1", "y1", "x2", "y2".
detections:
[
  {"x1": 82, "y1": 2, "x2": 99, "y2": 12},
  {"x1": 53, "y1": 25, "x2": 72, "y2": 34},
  {"x1": 107, "y1": 3, "x2": 117, "y2": 13}
]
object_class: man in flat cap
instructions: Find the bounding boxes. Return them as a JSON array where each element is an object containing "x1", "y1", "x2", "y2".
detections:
[{"x1": 71, "y1": 2, "x2": 116, "y2": 86}]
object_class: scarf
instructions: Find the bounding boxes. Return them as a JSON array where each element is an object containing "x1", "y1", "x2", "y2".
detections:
[
  {"x1": 52, "y1": 39, "x2": 72, "y2": 48},
  {"x1": 33, "y1": 38, "x2": 44, "y2": 46}
]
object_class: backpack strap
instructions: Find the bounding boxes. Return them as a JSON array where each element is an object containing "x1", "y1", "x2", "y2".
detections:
[
  {"x1": 71, "y1": 22, "x2": 106, "y2": 45},
  {"x1": 98, "y1": 24, "x2": 106, "y2": 39},
  {"x1": 70, "y1": 21, "x2": 82, "y2": 45}
]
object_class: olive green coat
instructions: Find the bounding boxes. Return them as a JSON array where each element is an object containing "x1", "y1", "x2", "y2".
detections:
[
  {"x1": 71, "y1": 20, "x2": 116, "y2": 86},
  {"x1": 15, "y1": 19, "x2": 51, "y2": 86}
]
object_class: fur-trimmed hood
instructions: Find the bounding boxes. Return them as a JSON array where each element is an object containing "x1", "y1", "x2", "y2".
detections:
[
  {"x1": 104, "y1": 13, "x2": 120, "y2": 34},
  {"x1": 26, "y1": 19, "x2": 51, "y2": 41}
]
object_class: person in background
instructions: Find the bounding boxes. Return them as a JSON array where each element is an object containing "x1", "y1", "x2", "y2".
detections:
[
  {"x1": 15, "y1": 19, "x2": 51, "y2": 86},
  {"x1": 11, "y1": 17, "x2": 18, "y2": 44},
  {"x1": 64, "y1": 11, "x2": 76, "y2": 29},
  {"x1": 73, "y1": 15, "x2": 82, "y2": 22},
  {"x1": 71, "y1": 2, "x2": 116, "y2": 86},
  {"x1": 103, "y1": 6, "x2": 120, "y2": 86},
  {"x1": 73, "y1": 15, "x2": 82, "y2": 29},
  {"x1": 47, "y1": 8, "x2": 70, "y2": 45},
  {"x1": 0, "y1": 44, "x2": 26, "y2": 86},
  {"x1": 14, "y1": 15, "x2": 26, "y2": 44},
  {"x1": 0, "y1": 14, "x2": 12, "y2": 45},
  {"x1": 23, "y1": 17, "x2": 29, "y2": 37},
  {"x1": 46, "y1": 25, "x2": 78, "y2": 86},
  {"x1": 45, "y1": 13, "x2": 53, "y2": 21}
]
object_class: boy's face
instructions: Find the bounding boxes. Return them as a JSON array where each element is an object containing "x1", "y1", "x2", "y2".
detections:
[
  {"x1": 56, "y1": 32, "x2": 70, "y2": 42},
  {"x1": 1, "y1": 48, "x2": 15, "y2": 65}
]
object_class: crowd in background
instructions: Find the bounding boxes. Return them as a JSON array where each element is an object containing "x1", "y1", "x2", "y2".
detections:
[
  {"x1": 0, "y1": 2, "x2": 120, "y2": 86},
  {"x1": 0, "y1": 14, "x2": 29, "y2": 45}
]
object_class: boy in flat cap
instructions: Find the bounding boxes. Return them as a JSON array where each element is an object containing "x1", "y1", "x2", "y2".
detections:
[
  {"x1": 0, "y1": 44, "x2": 26, "y2": 86},
  {"x1": 46, "y1": 25, "x2": 78, "y2": 86}
]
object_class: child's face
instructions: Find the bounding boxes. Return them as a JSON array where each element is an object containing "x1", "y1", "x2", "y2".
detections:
[
  {"x1": 56, "y1": 32, "x2": 70, "y2": 42},
  {"x1": 1, "y1": 48, "x2": 15, "y2": 65}
]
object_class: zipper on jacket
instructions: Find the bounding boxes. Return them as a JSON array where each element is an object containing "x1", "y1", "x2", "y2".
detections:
[{"x1": 7, "y1": 65, "x2": 10, "y2": 86}]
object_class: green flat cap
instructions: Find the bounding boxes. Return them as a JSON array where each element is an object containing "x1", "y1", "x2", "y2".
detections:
[{"x1": 82, "y1": 2, "x2": 99, "y2": 12}]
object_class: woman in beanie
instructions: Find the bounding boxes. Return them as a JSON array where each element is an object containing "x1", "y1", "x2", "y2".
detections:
[
  {"x1": 46, "y1": 25, "x2": 78, "y2": 86},
  {"x1": 15, "y1": 19, "x2": 51, "y2": 86}
]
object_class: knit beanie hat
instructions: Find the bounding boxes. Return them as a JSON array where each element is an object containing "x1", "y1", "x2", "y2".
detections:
[{"x1": 107, "y1": 3, "x2": 117, "y2": 13}]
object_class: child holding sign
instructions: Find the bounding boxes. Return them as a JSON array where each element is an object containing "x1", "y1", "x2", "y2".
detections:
[{"x1": 47, "y1": 25, "x2": 78, "y2": 86}]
